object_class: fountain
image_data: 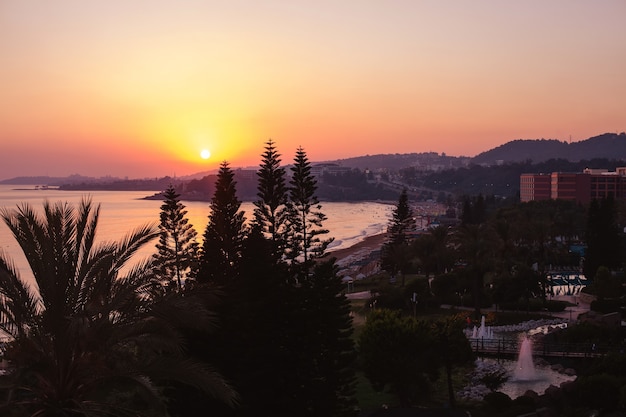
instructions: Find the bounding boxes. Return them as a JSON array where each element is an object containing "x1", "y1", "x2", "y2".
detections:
[
  {"x1": 513, "y1": 335, "x2": 537, "y2": 381},
  {"x1": 460, "y1": 320, "x2": 576, "y2": 401},
  {"x1": 478, "y1": 316, "x2": 486, "y2": 338},
  {"x1": 473, "y1": 315, "x2": 494, "y2": 339},
  {"x1": 468, "y1": 315, "x2": 496, "y2": 339}
]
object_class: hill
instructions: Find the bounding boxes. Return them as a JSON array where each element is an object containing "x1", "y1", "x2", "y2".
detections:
[
  {"x1": 0, "y1": 174, "x2": 113, "y2": 186},
  {"x1": 472, "y1": 132, "x2": 626, "y2": 165},
  {"x1": 325, "y1": 152, "x2": 470, "y2": 171}
]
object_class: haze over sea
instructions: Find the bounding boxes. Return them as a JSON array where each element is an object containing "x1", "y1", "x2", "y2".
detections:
[{"x1": 0, "y1": 185, "x2": 392, "y2": 284}]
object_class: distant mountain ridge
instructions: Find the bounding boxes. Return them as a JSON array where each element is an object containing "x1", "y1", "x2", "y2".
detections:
[
  {"x1": 0, "y1": 174, "x2": 120, "y2": 186},
  {"x1": 471, "y1": 132, "x2": 626, "y2": 165},
  {"x1": 2, "y1": 132, "x2": 625, "y2": 185}
]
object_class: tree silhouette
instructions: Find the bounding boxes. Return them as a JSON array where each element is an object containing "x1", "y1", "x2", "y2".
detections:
[
  {"x1": 283, "y1": 147, "x2": 356, "y2": 415},
  {"x1": 199, "y1": 162, "x2": 247, "y2": 285},
  {"x1": 388, "y1": 188, "x2": 416, "y2": 245},
  {"x1": 286, "y1": 146, "x2": 333, "y2": 278},
  {"x1": 253, "y1": 139, "x2": 290, "y2": 259},
  {"x1": 187, "y1": 146, "x2": 356, "y2": 417},
  {"x1": 381, "y1": 189, "x2": 417, "y2": 285},
  {"x1": 153, "y1": 184, "x2": 199, "y2": 291}
]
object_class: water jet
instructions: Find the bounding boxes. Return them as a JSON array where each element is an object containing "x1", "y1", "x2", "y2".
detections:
[{"x1": 513, "y1": 335, "x2": 537, "y2": 381}]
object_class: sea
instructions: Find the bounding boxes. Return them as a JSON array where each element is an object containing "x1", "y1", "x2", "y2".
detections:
[{"x1": 0, "y1": 184, "x2": 393, "y2": 285}]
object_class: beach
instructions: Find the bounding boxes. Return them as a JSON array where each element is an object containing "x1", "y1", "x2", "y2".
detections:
[{"x1": 325, "y1": 233, "x2": 387, "y2": 276}]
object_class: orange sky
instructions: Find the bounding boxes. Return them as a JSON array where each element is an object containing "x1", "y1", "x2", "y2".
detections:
[{"x1": 1, "y1": 1, "x2": 625, "y2": 180}]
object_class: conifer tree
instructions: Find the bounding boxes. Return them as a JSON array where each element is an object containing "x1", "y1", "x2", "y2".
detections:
[
  {"x1": 253, "y1": 139, "x2": 289, "y2": 259},
  {"x1": 381, "y1": 188, "x2": 416, "y2": 285},
  {"x1": 198, "y1": 162, "x2": 247, "y2": 284},
  {"x1": 153, "y1": 184, "x2": 199, "y2": 291},
  {"x1": 280, "y1": 147, "x2": 356, "y2": 416},
  {"x1": 387, "y1": 188, "x2": 416, "y2": 245},
  {"x1": 287, "y1": 146, "x2": 333, "y2": 278},
  {"x1": 193, "y1": 147, "x2": 356, "y2": 417}
]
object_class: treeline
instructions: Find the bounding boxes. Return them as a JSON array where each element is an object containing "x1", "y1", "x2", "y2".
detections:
[
  {"x1": 317, "y1": 169, "x2": 399, "y2": 201},
  {"x1": 378, "y1": 191, "x2": 626, "y2": 317}
]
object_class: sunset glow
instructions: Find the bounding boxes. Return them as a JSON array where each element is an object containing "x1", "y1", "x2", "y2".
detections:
[{"x1": 1, "y1": 1, "x2": 625, "y2": 180}]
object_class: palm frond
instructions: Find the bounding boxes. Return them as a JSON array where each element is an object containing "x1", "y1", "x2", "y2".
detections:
[
  {"x1": 111, "y1": 224, "x2": 159, "y2": 273},
  {"x1": 0, "y1": 251, "x2": 40, "y2": 338}
]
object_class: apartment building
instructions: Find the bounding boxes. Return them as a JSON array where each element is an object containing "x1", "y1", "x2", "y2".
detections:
[
  {"x1": 520, "y1": 173, "x2": 551, "y2": 202},
  {"x1": 520, "y1": 168, "x2": 626, "y2": 203}
]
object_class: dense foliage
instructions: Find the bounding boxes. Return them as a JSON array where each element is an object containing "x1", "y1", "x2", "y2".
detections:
[
  {"x1": 358, "y1": 310, "x2": 473, "y2": 407},
  {"x1": 0, "y1": 199, "x2": 235, "y2": 416}
]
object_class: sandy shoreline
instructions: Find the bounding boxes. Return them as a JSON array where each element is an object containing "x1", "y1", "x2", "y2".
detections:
[
  {"x1": 327, "y1": 233, "x2": 386, "y2": 261},
  {"x1": 323, "y1": 233, "x2": 387, "y2": 276}
]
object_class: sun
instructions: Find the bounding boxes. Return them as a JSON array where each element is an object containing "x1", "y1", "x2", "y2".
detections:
[{"x1": 200, "y1": 149, "x2": 211, "y2": 159}]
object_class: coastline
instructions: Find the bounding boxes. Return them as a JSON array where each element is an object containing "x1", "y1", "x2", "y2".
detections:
[{"x1": 325, "y1": 233, "x2": 387, "y2": 274}]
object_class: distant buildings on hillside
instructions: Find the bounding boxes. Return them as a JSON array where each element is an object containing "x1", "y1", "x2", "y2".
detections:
[
  {"x1": 520, "y1": 167, "x2": 626, "y2": 204},
  {"x1": 310, "y1": 163, "x2": 353, "y2": 177}
]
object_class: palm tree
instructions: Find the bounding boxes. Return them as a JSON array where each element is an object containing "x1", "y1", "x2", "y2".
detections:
[{"x1": 0, "y1": 199, "x2": 236, "y2": 416}]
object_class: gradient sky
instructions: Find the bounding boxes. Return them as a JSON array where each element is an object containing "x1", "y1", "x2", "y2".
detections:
[{"x1": 1, "y1": 1, "x2": 625, "y2": 180}]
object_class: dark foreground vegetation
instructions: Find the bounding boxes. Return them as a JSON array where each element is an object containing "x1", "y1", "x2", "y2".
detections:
[
  {"x1": 1, "y1": 139, "x2": 626, "y2": 416},
  {"x1": 359, "y1": 187, "x2": 626, "y2": 416},
  {"x1": 0, "y1": 141, "x2": 355, "y2": 416}
]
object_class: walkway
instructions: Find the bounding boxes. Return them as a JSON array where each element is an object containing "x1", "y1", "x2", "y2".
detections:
[{"x1": 469, "y1": 337, "x2": 606, "y2": 359}]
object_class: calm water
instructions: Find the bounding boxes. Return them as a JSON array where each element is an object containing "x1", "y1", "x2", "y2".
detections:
[{"x1": 0, "y1": 185, "x2": 392, "y2": 284}]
